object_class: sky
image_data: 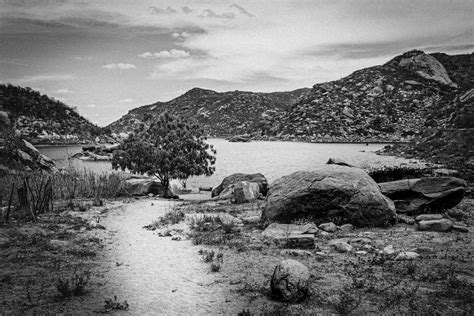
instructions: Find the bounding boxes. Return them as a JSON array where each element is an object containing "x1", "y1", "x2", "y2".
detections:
[{"x1": 0, "y1": 0, "x2": 472, "y2": 126}]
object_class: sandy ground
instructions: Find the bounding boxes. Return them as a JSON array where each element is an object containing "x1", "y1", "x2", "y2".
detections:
[{"x1": 0, "y1": 195, "x2": 472, "y2": 314}]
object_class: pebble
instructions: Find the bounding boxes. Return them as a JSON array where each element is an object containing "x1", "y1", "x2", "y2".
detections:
[
  {"x1": 383, "y1": 245, "x2": 395, "y2": 255},
  {"x1": 395, "y1": 251, "x2": 420, "y2": 260},
  {"x1": 318, "y1": 222, "x2": 337, "y2": 232}
]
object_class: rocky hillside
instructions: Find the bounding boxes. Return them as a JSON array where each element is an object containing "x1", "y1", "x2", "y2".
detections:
[
  {"x1": 108, "y1": 87, "x2": 310, "y2": 137},
  {"x1": 109, "y1": 50, "x2": 471, "y2": 143},
  {"x1": 274, "y1": 50, "x2": 470, "y2": 142},
  {"x1": 381, "y1": 87, "x2": 474, "y2": 184},
  {"x1": 0, "y1": 84, "x2": 113, "y2": 144}
]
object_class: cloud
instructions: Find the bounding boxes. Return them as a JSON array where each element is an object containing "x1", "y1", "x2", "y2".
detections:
[
  {"x1": 171, "y1": 31, "x2": 191, "y2": 40},
  {"x1": 73, "y1": 56, "x2": 92, "y2": 61},
  {"x1": 149, "y1": 6, "x2": 177, "y2": 15},
  {"x1": 17, "y1": 74, "x2": 74, "y2": 83},
  {"x1": 118, "y1": 98, "x2": 133, "y2": 103},
  {"x1": 230, "y1": 4, "x2": 254, "y2": 17},
  {"x1": 54, "y1": 88, "x2": 73, "y2": 94},
  {"x1": 102, "y1": 63, "x2": 136, "y2": 70},
  {"x1": 139, "y1": 49, "x2": 190, "y2": 59},
  {"x1": 199, "y1": 9, "x2": 235, "y2": 19},
  {"x1": 86, "y1": 103, "x2": 96, "y2": 108},
  {"x1": 181, "y1": 6, "x2": 192, "y2": 14}
]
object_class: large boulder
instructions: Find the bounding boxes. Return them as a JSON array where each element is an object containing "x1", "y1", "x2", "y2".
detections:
[
  {"x1": 232, "y1": 181, "x2": 260, "y2": 204},
  {"x1": 212, "y1": 173, "x2": 268, "y2": 198},
  {"x1": 271, "y1": 259, "x2": 310, "y2": 302},
  {"x1": 263, "y1": 165, "x2": 396, "y2": 226},
  {"x1": 379, "y1": 177, "x2": 466, "y2": 214}
]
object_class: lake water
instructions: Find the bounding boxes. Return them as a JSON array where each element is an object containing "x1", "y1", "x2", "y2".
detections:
[{"x1": 38, "y1": 139, "x2": 418, "y2": 189}]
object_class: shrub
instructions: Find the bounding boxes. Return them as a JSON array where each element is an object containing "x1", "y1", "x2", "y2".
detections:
[{"x1": 56, "y1": 270, "x2": 90, "y2": 297}]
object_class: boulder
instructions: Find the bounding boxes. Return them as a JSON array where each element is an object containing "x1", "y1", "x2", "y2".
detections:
[
  {"x1": 263, "y1": 166, "x2": 396, "y2": 226},
  {"x1": 271, "y1": 259, "x2": 310, "y2": 302},
  {"x1": 124, "y1": 177, "x2": 176, "y2": 198},
  {"x1": 318, "y1": 222, "x2": 337, "y2": 232},
  {"x1": 326, "y1": 158, "x2": 354, "y2": 167},
  {"x1": 232, "y1": 181, "x2": 260, "y2": 204},
  {"x1": 212, "y1": 173, "x2": 268, "y2": 197},
  {"x1": 418, "y1": 219, "x2": 453, "y2": 232},
  {"x1": 415, "y1": 214, "x2": 443, "y2": 222},
  {"x1": 379, "y1": 177, "x2": 466, "y2": 214}
]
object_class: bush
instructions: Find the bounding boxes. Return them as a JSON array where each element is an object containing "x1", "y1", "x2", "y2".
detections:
[{"x1": 56, "y1": 270, "x2": 90, "y2": 297}]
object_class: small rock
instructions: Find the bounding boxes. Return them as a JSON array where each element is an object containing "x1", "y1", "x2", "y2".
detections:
[
  {"x1": 349, "y1": 237, "x2": 371, "y2": 247},
  {"x1": 395, "y1": 251, "x2": 420, "y2": 260},
  {"x1": 397, "y1": 214, "x2": 415, "y2": 225},
  {"x1": 329, "y1": 240, "x2": 353, "y2": 253},
  {"x1": 383, "y1": 245, "x2": 395, "y2": 255},
  {"x1": 280, "y1": 249, "x2": 313, "y2": 257},
  {"x1": 286, "y1": 234, "x2": 315, "y2": 249},
  {"x1": 319, "y1": 222, "x2": 337, "y2": 232},
  {"x1": 318, "y1": 231, "x2": 331, "y2": 237},
  {"x1": 452, "y1": 225, "x2": 469, "y2": 233},
  {"x1": 416, "y1": 214, "x2": 444, "y2": 222},
  {"x1": 355, "y1": 251, "x2": 368, "y2": 255},
  {"x1": 271, "y1": 259, "x2": 310, "y2": 302},
  {"x1": 315, "y1": 252, "x2": 326, "y2": 257},
  {"x1": 148, "y1": 193, "x2": 154, "y2": 197},
  {"x1": 339, "y1": 224, "x2": 354, "y2": 231},
  {"x1": 418, "y1": 219, "x2": 453, "y2": 232},
  {"x1": 171, "y1": 236, "x2": 181, "y2": 241}
]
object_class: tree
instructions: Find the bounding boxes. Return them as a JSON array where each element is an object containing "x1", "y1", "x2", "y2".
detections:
[{"x1": 111, "y1": 113, "x2": 216, "y2": 196}]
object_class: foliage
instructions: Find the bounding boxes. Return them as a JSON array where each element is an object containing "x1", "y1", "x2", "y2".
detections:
[
  {"x1": 56, "y1": 270, "x2": 90, "y2": 297},
  {"x1": 112, "y1": 112, "x2": 216, "y2": 195}
]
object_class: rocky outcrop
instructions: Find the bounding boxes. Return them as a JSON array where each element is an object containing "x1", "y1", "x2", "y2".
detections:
[
  {"x1": 262, "y1": 165, "x2": 396, "y2": 226},
  {"x1": 379, "y1": 177, "x2": 467, "y2": 214},
  {"x1": 211, "y1": 173, "x2": 268, "y2": 198},
  {"x1": 271, "y1": 259, "x2": 310, "y2": 302},
  {"x1": 0, "y1": 137, "x2": 56, "y2": 173},
  {"x1": 393, "y1": 50, "x2": 457, "y2": 87},
  {"x1": 72, "y1": 151, "x2": 112, "y2": 161}
]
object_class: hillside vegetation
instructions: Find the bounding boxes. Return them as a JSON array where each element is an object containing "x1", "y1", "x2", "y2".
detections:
[{"x1": 0, "y1": 84, "x2": 113, "y2": 144}]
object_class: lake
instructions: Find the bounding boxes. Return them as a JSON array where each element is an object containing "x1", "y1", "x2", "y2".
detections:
[{"x1": 38, "y1": 139, "x2": 419, "y2": 190}]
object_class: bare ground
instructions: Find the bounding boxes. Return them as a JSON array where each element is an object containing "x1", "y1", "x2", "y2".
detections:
[{"x1": 0, "y1": 197, "x2": 472, "y2": 314}]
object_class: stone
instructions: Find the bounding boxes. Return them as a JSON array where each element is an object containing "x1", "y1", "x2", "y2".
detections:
[
  {"x1": 418, "y1": 219, "x2": 453, "y2": 232},
  {"x1": 339, "y1": 224, "x2": 354, "y2": 231},
  {"x1": 329, "y1": 240, "x2": 353, "y2": 253},
  {"x1": 416, "y1": 214, "x2": 443, "y2": 222},
  {"x1": 286, "y1": 234, "x2": 315, "y2": 249},
  {"x1": 280, "y1": 249, "x2": 313, "y2": 257},
  {"x1": 319, "y1": 222, "x2": 337, "y2": 232},
  {"x1": 397, "y1": 214, "x2": 415, "y2": 225},
  {"x1": 262, "y1": 223, "x2": 318, "y2": 240},
  {"x1": 271, "y1": 260, "x2": 310, "y2": 302},
  {"x1": 452, "y1": 225, "x2": 469, "y2": 233},
  {"x1": 326, "y1": 158, "x2": 354, "y2": 167},
  {"x1": 22, "y1": 140, "x2": 40, "y2": 158},
  {"x1": 232, "y1": 181, "x2": 260, "y2": 204},
  {"x1": 395, "y1": 251, "x2": 420, "y2": 260},
  {"x1": 125, "y1": 177, "x2": 177, "y2": 198},
  {"x1": 379, "y1": 177, "x2": 467, "y2": 214},
  {"x1": 355, "y1": 251, "x2": 368, "y2": 256},
  {"x1": 263, "y1": 166, "x2": 396, "y2": 226},
  {"x1": 17, "y1": 149, "x2": 33, "y2": 163},
  {"x1": 212, "y1": 173, "x2": 268, "y2": 198},
  {"x1": 383, "y1": 245, "x2": 396, "y2": 255},
  {"x1": 349, "y1": 237, "x2": 372, "y2": 247}
]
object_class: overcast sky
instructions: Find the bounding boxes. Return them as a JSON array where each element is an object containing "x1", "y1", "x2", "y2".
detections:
[{"x1": 1, "y1": 0, "x2": 472, "y2": 126}]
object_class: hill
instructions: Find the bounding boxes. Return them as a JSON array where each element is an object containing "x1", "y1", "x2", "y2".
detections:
[
  {"x1": 0, "y1": 84, "x2": 113, "y2": 144},
  {"x1": 107, "y1": 88, "x2": 310, "y2": 137},
  {"x1": 108, "y1": 50, "x2": 471, "y2": 143}
]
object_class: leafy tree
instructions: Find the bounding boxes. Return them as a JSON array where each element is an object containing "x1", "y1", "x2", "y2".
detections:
[{"x1": 112, "y1": 113, "x2": 216, "y2": 196}]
